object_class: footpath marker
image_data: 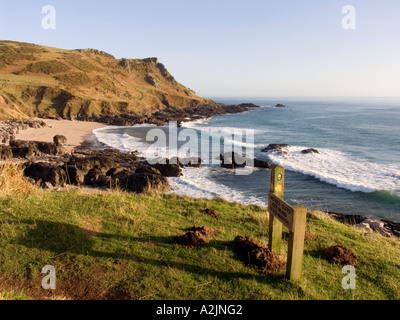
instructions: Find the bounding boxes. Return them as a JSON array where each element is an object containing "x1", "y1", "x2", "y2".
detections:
[{"x1": 268, "y1": 165, "x2": 307, "y2": 281}]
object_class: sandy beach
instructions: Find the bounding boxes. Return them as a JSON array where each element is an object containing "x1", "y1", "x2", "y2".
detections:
[{"x1": 14, "y1": 119, "x2": 106, "y2": 149}]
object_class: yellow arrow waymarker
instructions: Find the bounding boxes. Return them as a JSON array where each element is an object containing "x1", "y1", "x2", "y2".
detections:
[{"x1": 275, "y1": 185, "x2": 283, "y2": 193}]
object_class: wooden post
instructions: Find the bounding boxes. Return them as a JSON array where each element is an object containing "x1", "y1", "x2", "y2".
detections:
[
  {"x1": 286, "y1": 206, "x2": 307, "y2": 281},
  {"x1": 268, "y1": 165, "x2": 285, "y2": 255}
]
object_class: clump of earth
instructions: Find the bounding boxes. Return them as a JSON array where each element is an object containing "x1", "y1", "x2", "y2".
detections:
[
  {"x1": 173, "y1": 225, "x2": 220, "y2": 248},
  {"x1": 203, "y1": 208, "x2": 220, "y2": 218},
  {"x1": 231, "y1": 236, "x2": 285, "y2": 274},
  {"x1": 320, "y1": 245, "x2": 359, "y2": 266}
]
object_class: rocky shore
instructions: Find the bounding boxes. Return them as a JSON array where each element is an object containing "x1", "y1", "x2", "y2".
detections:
[
  {"x1": 0, "y1": 102, "x2": 269, "y2": 192},
  {"x1": 1, "y1": 105, "x2": 399, "y2": 239},
  {"x1": 87, "y1": 102, "x2": 256, "y2": 127}
]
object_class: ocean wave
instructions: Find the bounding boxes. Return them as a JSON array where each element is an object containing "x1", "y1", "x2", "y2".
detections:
[
  {"x1": 93, "y1": 126, "x2": 150, "y2": 156},
  {"x1": 266, "y1": 146, "x2": 400, "y2": 194},
  {"x1": 168, "y1": 166, "x2": 267, "y2": 207}
]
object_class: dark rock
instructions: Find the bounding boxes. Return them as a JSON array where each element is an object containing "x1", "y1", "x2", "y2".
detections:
[
  {"x1": 327, "y1": 212, "x2": 366, "y2": 226},
  {"x1": 220, "y1": 153, "x2": 271, "y2": 170},
  {"x1": 135, "y1": 165, "x2": 162, "y2": 176},
  {"x1": 10, "y1": 140, "x2": 40, "y2": 158},
  {"x1": 381, "y1": 219, "x2": 400, "y2": 238},
  {"x1": 90, "y1": 101, "x2": 255, "y2": 128},
  {"x1": 129, "y1": 174, "x2": 170, "y2": 193},
  {"x1": 110, "y1": 171, "x2": 169, "y2": 193},
  {"x1": 9, "y1": 140, "x2": 65, "y2": 157},
  {"x1": 275, "y1": 104, "x2": 286, "y2": 108},
  {"x1": 65, "y1": 166, "x2": 84, "y2": 185},
  {"x1": 24, "y1": 162, "x2": 67, "y2": 187},
  {"x1": 302, "y1": 148, "x2": 319, "y2": 154},
  {"x1": 96, "y1": 175, "x2": 110, "y2": 187},
  {"x1": 168, "y1": 157, "x2": 202, "y2": 168},
  {"x1": 254, "y1": 159, "x2": 272, "y2": 169},
  {"x1": 0, "y1": 146, "x2": 13, "y2": 160},
  {"x1": 221, "y1": 152, "x2": 246, "y2": 169},
  {"x1": 53, "y1": 135, "x2": 67, "y2": 146},
  {"x1": 237, "y1": 103, "x2": 261, "y2": 108},
  {"x1": 152, "y1": 163, "x2": 182, "y2": 177},
  {"x1": 68, "y1": 156, "x2": 101, "y2": 175},
  {"x1": 37, "y1": 142, "x2": 66, "y2": 156},
  {"x1": 84, "y1": 168, "x2": 102, "y2": 185},
  {"x1": 261, "y1": 144, "x2": 291, "y2": 153},
  {"x1": 106, "y1": 167, "x2": 125, "y2": 177}
]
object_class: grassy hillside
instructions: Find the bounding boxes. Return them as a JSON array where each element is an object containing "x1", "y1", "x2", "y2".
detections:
[
  {"x1": 0, "y1": 41, "x2": 211, "y2": 120},
  {"x1": 0, "y1": 163, "x2": 400, "y2": 300}
]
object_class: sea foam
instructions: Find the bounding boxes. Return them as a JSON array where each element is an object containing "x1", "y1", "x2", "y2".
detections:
[{"x1": 266, "y1": 146, "x2": 400, "y2": 194}]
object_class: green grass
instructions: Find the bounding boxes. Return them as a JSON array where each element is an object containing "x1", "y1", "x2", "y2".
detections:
[
  {"x1": 54, "y1": 72, "x2": 92, "y2": 86},
  {"x1": 0, "y1": 185, "x2": 399, "y2": 300},
  {"x1": 21, "y1": 60, "x2": 71, "y2": 75}
]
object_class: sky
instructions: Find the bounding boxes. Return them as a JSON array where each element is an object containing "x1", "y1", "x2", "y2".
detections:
[{"x1": 0, "y1": 0, "x2": 399, "y2": 98}]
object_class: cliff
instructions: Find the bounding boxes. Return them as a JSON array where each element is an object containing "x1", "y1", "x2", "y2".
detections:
[{"x1": 0, "y1": 41, "x2": 212, "y2": 121}]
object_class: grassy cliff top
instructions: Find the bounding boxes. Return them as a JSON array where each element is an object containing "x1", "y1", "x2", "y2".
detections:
[
  {"x1": 0, "y1": 41, "x2": 211, "y2": 120},
  {"x1": 0, "y1": 163, "x2": 399, "y2": 300}
]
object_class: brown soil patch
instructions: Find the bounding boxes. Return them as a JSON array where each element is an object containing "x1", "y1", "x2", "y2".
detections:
[
  {"x1": 231, "y1": 236, "x2": 285, "y2": 274},
  {"x1": 0, "y1": 261, "x2": 138, "y2": 300},
  {"x1": 203, "y1": 208, "x2": 220, "y2": 218},
  {"x1": 188, "y1": 225, "x2": 220, "y2": 237},
  {"x1": 104, "y1": 287, "x2": 133, "y2": 300},
  {"x1": 173, "y1": 231, "x2": 207, "y2": 248},
  {"x1": 320, "y1": 245, "x2": 359, "y2": 266}
]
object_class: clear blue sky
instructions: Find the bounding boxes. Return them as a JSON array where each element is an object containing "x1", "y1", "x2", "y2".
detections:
[{"x1": 0, "y1": 0, "x2": 399, "y2": 98}]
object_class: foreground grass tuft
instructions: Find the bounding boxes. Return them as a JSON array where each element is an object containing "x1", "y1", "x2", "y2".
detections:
[{"x1": 0, "y1": 162, "x2": 40, "y2": 198}]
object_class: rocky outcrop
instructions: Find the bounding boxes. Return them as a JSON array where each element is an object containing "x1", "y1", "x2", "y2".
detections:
[
  {"x1": 151, "y1": 163, "x2": 182, "y2": 177},
  {"x1": 302, "y1": 148, "x2": 319, "y2": 154},
  {"x1": 0, "y1": 120, "x2": 47, "y2": 145},
  {"x1": 109, "y1": 170, "x2": 169, "y2": 193},
  {"x1": 24, "y1": 162, "x2": 67, "y2": 188},
  {"x1": 220, "y1": 153, "x2": 271, "y2": 169},
  {"x1": 9, "y1": 139, "x2": 66, "y2": 158},
  {"x1": 14, "y1": 141, "x2": 170, "y2": 193},
  {"x1": 53, "y1": 135, "x2": 67, "y2": 146},
  {"x1": 261, "y1": 144, "x2": 291, "y2": 153},
  {"x1": 327, "y1": 211, "x2": 400, "y2": 238}
]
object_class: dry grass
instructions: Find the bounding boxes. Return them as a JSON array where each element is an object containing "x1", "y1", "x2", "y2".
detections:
[{"x1": 0, "y1": 162, "x2": 39, "y2": 197}]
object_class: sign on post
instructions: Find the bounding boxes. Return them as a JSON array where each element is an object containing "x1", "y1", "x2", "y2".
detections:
[{"x1": 268, "y1": 165, "x2": 307, "y2": 281}]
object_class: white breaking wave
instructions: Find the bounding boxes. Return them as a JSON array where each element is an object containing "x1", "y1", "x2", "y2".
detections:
[
  {"x1": 182, "y1": 122, "x2": 267, "y2": 150},
  {"x1": 93, "y1": 125, "x2": 267, "y2": 206},
  {"x1": 266, "y1": 146, "x2": 400, "y2": 193},
  {"x1": 93, "y1": 126, "x2": 151, "y2": 157},
  {"x1": 168, "y1": 166, "x2": 267, "y2": 207}
]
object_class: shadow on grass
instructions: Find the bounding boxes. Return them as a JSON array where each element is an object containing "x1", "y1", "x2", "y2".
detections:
[{"x1": 15, "y1": 219, "x2": 306, "y2": 294}]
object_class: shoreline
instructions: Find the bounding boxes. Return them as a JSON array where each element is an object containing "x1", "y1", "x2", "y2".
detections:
[{"x1": 2, "y1": 116, "x2": 400, "y2": 237}]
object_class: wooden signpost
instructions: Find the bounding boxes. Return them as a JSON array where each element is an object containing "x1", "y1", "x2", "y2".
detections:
[{"x1": 268, "y1": 165, "x2": 307, "y2": 281}]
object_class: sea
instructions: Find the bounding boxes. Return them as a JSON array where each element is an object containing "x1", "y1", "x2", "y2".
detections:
[{"x1": 93, "y1": 97, "x2": 400, "y2": 222}]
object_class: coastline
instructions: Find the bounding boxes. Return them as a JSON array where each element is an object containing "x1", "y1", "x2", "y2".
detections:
[{"x1": 2, "y1": 115, "x2": 400, "y2": 237}]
